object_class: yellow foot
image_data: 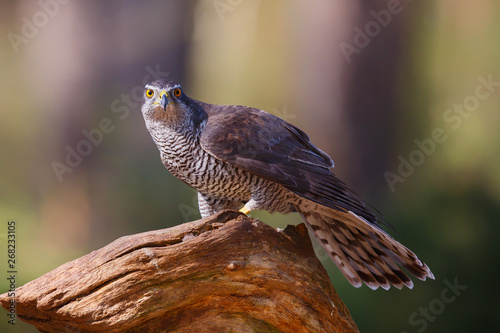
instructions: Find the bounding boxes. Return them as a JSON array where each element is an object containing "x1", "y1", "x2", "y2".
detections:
[{"x1": 239, "y1": 206, "x2": 251, "y2": 215}]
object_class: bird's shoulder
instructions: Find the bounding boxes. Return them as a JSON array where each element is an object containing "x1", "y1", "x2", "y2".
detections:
[
  {"x1": 196, "y1": 101, "x2": 332, "y2": 167},
  {"x1": 197, "y1": 100, "x2": 286, "y2": 138}
]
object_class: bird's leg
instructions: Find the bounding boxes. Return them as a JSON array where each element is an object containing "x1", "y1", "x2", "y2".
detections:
[
  {"x1": 239, "y1": 206, "x2": 251, "y2": 215},
  {"x1": 239, "y1": 198, "x2": 259, "y2": 215},
  {"x1": 198, "y1": 192, "x2": 241, "y2": 218}
]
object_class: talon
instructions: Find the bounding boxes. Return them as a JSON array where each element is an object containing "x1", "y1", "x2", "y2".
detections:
[{"x1": 239, "y1": 207, "x2": 251, "y2": 215}]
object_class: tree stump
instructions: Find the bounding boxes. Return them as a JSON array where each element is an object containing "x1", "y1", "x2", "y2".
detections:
[{"x1": 0, "y1": 210, "x2": 358, "y2": 332}]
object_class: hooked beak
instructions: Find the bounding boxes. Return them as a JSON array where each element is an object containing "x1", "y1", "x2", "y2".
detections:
[{"x1": 159, "y1": 90, "x2": 171, "y2": 111}]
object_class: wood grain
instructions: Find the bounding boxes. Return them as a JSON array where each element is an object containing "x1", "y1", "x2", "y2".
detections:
[{"x1": 0, "y1": 210, "x2": 358, "y2": 332}]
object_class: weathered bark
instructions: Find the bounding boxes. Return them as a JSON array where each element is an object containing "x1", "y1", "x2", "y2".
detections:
[{"x1": 0, "y1": 210, "x2": 358, "y2": 333}]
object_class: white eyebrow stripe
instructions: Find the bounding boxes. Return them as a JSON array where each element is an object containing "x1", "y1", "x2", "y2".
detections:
[{"x1": 144, "y1": 84, "x2": 181, "y2": 91}]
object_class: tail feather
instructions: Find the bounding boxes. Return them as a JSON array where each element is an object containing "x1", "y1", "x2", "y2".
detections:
[
  {"x1": 309, "y1": 223, "x2": 363, "y2": 287},
  {"x1": 337, "y1": 225, "x2": 392, "y2": 290},
  {"x1": 297, "y1": 206, "x2": 434, "y2": 290},
  {"x1": 326, "y1": 222, "x2": 388, "y2": 290}
]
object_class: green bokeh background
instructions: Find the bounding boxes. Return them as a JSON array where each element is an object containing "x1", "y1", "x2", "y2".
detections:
[{"x1": 1, "y1": 1, "x2": 499, "y2": 332}]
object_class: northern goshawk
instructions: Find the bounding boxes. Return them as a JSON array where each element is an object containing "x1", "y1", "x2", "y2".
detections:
[{"x1": 140, "y1": 79, "x2": 434, "y2": 290}]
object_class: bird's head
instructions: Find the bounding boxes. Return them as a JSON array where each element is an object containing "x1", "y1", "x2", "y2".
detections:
[{"x1": 141, "y1": 79, "x2": 206, "y2": 131}]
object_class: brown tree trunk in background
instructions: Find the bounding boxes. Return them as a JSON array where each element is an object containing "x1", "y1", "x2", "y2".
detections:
[
  {"x1": 293, "y1": 0, "x2": 408, "y2": 193},
  {"x1": 342, "y1": 1, "x2": 409, "y2": 192},
  {"x1": 0, "y1": 211, "x2": 359, "y2": 333}
]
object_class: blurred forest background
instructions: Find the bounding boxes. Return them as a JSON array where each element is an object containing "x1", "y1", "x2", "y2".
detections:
[{"x1": 0, "y1": 0, "x2": 499, "y2": 332}]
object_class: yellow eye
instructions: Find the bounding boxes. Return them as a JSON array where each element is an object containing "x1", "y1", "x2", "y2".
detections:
[
  {"x1": 146, "y1": 89, "x2": 154, "y2": 98},
  {"x1": 174, "y1": 88, "x2": 181, "y2": 97}
]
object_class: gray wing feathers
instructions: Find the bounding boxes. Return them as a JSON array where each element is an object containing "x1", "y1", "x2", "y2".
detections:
[{"x1": 198, "y1": 102, "x2": 380, "y2": 225}]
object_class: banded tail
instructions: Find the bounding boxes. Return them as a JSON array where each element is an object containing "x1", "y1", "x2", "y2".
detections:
[{"x1": 296, "y1": 206, "x2": 434, "y2": 290}]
